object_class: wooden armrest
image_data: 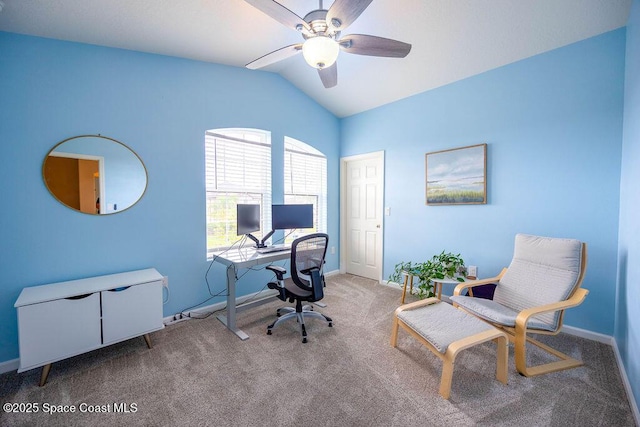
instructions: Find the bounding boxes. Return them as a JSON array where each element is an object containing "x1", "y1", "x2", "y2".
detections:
[
  {"x1": 394, "y1": 297, "x2": 440, "y2": 315},
  {"x1": 453, "y1": 268, "x2": 507, "y2": 296},
  {"x1": 515, "y1": 288, "x2": 589, "y2": 331}
]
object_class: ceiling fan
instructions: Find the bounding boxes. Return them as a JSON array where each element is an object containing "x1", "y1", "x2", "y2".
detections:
[{"x1": 244, "y1": 0, "x2": 412, "y2": 88}]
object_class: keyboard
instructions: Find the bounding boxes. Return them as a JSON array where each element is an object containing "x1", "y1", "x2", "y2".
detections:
[{"x1": 256, "y1": 245, "x2": 291, "y2": 254}]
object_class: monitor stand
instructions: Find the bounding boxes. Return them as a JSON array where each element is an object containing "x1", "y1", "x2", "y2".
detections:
[{"x1": 246, "y1": 230, "x2": 275, "y2": 249}]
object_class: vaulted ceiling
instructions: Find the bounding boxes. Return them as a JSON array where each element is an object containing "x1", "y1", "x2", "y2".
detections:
[{"x1": 0, "y1": 0, "x2": 632, "y2": 117}]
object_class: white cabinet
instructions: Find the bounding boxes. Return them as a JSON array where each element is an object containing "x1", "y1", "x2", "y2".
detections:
[
  {"x1": 101, "y1": 281, "x2": 163, "y2": 345},
  {"x1": 14, "y1": 268, "x2": 164, "y2": 385}
]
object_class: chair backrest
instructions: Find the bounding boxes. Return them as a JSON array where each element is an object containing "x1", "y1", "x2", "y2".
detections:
[
  {"x1": 494, "y1": 234, "x2": 587, "y2": 331},
  {"x1": 291, "y1": 233, "x2": 329, "y2": 301}
]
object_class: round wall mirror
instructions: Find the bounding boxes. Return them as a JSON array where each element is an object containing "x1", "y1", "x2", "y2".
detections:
[{"x1": 43, "y1": 135, "x2": 148, "y2": 215}]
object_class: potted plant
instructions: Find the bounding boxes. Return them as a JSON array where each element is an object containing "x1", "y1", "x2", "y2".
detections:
[{"x1": 389, "y1": 251, "x2": 466, "y2": 299}]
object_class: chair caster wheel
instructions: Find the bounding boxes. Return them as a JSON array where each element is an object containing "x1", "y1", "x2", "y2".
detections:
[
  {"x1": 328, "y1": 323, "x2": 333, "y2": 327},
  {"x1": 302, "y1": 338, "x2": 307, "y2": 343},
  {"x1": 267, "y1": 330, "x2": 272, "y2": 335}
]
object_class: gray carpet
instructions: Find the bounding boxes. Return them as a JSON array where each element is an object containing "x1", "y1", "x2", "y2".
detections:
[{"x1": 0, "y1": 274, "x2": 636, "y2": 426}]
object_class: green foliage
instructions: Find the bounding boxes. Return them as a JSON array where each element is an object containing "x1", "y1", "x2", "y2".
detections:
[
  {"x1": 389, "y1": 251, "x2": 466, "y2": 299},
  {"x1": 427, "y1": 190, "x2": 484, "y2": 204}
]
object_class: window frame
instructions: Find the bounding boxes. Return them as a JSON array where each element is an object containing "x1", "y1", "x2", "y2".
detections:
[
  {"x1": 205, "y1": 129, "x2": 272, "y2": 256},
  {"x1": 283, "y1": 136, "x2": 328, "y2": 243}
]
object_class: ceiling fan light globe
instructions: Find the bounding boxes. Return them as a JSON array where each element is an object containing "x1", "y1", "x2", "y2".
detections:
[{"x1": 302, "y1": 36, "x2": 339, "y2": 69}]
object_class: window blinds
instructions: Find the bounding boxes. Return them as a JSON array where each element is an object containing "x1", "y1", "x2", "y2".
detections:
[
  {"x1": 284, "y1": 138, "x2": 327, "y2": 233},
  {"x1": 205, "y1": 131, "x2": 271, "y2": 194},
  {"x1": 205, "y1": 131, "x2": 272, "y2": 252}
]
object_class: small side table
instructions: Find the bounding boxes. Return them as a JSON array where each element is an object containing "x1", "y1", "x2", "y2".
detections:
[
  {"x1": 401, "y1": 272, "x2": 468, "y2": 304},
  {"x1": 400, "y1": 270, "x2": 417, "y2": 304},
  {"x1": 433, "y1": 278, "x2": 466, "y2": 300}
]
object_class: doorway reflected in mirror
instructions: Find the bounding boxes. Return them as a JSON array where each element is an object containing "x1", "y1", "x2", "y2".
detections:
[{"x1": 43, "y1": 135, "x2": 147, "y2": 215}]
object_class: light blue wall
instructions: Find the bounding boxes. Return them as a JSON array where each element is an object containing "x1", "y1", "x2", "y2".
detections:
[
  {"x1": 341, "y1": 29, "x2": 626, "y2": 335},
  {"x1": 618, "y1": 0, "x2": 640, "y2": 412},
  {"x1": 0, "y1": 32, "x2": 340, "y2": 363}
]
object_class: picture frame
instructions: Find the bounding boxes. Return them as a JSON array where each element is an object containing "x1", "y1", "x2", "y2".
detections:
[{"x1": 425, "y1": 143, "x2": 487, "y2": 205}]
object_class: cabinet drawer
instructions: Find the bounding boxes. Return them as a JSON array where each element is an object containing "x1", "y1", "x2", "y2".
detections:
[
  {"x1": 17, "y1": 293, "x2": 102, "y2": 372},
  {"x1": 101, "y1": 281, "x2": 164, "y2": 345}
]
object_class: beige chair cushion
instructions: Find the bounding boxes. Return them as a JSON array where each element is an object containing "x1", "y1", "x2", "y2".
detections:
[
  {"x1": 452, "y1": 234, "x2": 583, "y2": 331},
  {"x1": 397, "y1": 301, "x2": 496, "y2": 353}
]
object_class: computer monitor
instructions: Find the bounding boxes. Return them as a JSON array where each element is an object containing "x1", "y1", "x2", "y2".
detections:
[
  {"x1": 237, "y1": 203, "x2": 268, "y2": 248},
  {"x1": 237, "y1": 204, "x2": 260, "y2": 236},
  {"x1": 271, "y1": 204, "x2": 314, "y2": 230}
]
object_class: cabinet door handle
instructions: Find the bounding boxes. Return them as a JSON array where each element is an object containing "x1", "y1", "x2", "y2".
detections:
[
  {"x1": 65, "y1": 293, "x2": 94, "y2": 300},
  {"x1": 107, "y1": 286, "x2": 131, "y2": 292}
]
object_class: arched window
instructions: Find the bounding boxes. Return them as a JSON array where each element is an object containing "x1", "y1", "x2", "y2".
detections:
[
  {"x1": 284, "y1": 137, "x2": 327, "y2": 242},
  {"x1": 205, "y1": 128, "x2": 271, "y2": 255}
]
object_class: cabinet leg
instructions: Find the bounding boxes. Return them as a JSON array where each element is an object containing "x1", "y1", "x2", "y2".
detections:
[
  {"x1": 143, "y1": 333, "x2": 152, "y2": 349},
  {"x1": 39, "y1": 364, "x2": 52, "y2": 387}
]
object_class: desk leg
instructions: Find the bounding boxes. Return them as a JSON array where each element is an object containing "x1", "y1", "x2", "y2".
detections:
[{"x1": 216, "y1": 265, "x2": 250, "y2": 340}]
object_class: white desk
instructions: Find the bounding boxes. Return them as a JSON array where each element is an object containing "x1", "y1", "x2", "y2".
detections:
[{"x1": 211, "y1": 246, "x2": 291, "y2": 340}]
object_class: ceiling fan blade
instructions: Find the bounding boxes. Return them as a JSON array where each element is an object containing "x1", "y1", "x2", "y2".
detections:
[
  {"x1": 326, "y1": 0, "x2": 373, "y2": 32},
  {"x1": 340, "y1": 34, "x2": 412, "y2": 58},
  {"x1": 246, "y1": 44, "x2": 303, "y2": 70},
  {"x1": 318, "y1": 63, "x2": 338, "y2": 88},
  {"x1": 244, "y1": 0, "x2": 311, "y2": 32}
]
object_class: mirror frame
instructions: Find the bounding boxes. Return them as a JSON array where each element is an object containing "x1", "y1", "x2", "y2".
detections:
[{"x1": 43, "y1": 134, "x2": 148, "y2": 215}]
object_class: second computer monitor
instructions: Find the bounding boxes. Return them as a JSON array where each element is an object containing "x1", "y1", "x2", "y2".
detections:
[{"x1": 272, "y1": 204, "x2": 313, "y2": 230}]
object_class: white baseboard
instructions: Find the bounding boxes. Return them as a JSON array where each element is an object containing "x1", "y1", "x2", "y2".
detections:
[
  {"x1": 164, "y1": 288, "x2": 280, "y2": 324},
  {"x1": 0, "y1": 357, "x2": 19, "y2": 375},
  {"x1": 562, "y1": 325, "x2": 638, "y2": 424},
  {"x1": 561, "y1": 323, "x2": 640, "y2": 424},
  {"x1": 611, "y1": 337, "x2": 640, "y2": 426},
  {"x1": 163, "y1": 269, "x2": 341, "y2": 325},
  {"x1": 561, "y1": 324, "x2": 614, "y2": 345},
  {"x1": 380, "y1": 279, "x2": 401, "y2": 288}
]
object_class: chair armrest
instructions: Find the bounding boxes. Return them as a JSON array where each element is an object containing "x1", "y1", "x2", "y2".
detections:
[
  {"x1": 300, "y1": 266, "x2": 318, "y2": 275},
  {"x1": 453, "y1": 268, "x2": 507, "y2": 296},
  {"x1": 394, "y1": 297, "x2": 440, "y2": 316},
  {"x1": 308, "y1": 269, "x2": 325, "y2": 299},
  {"x1": 515, "y1": 288, "x2": 589, "y2": 331},
  {"x1": 266, "y1": 265, "x2": 287, "y2": 280}
]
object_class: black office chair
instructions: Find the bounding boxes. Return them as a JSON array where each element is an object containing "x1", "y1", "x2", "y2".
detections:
[{"x1": 266, "y1": 233, "x2": 332, "y2": 343}]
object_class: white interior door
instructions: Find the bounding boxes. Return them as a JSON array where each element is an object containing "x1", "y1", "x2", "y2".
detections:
[{"x1": 340, "y1": 151, "x2": 384, "y2": 281}]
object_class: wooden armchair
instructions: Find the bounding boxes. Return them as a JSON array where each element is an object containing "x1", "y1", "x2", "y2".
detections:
[{"x1": 450, "y1": 234, "x2": 588, "y2": 377}]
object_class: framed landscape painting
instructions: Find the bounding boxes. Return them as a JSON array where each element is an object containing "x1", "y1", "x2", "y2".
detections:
[{"x1": 425, "y1": 143, "x2": 487, "y2": 205}]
